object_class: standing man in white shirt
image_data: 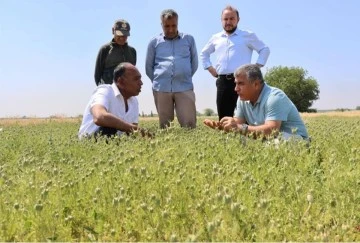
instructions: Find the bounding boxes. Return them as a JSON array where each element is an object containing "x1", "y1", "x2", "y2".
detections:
[{"x1": 200, "y1": 5, "x2": 270, "y2": 120}]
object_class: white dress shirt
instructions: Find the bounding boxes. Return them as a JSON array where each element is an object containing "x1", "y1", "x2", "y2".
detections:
[
  {"x1": 200, "y1": 28, "x2": 270, "y2": 75},
  {"x1": 78, "y1": 83, "x2": 139, "y2": 138}
]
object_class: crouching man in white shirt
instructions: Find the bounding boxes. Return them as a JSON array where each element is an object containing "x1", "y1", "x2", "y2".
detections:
[{"x1": 79, "y1": 62, "x2": 150, "y2": 139}]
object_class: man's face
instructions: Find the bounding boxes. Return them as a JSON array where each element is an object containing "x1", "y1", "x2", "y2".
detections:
[
  {"x1": 113, "y1": 35, "x2": 128, "y2": 45},
  {"x1": 117, "y1": 67, "x2": 143, "y2": 97},
  {"x1": 234, "y1": 73, "x2": 258, "y2": 102},
  {"x1": 221, "y1": 9, "x2": 239, "y2": 33},
  {"x1": 161, "y1": 17, "x2": 178, "y2": 39}
]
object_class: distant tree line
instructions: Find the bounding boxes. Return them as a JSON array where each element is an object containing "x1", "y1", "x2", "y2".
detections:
[{"x1": 140, "y1": 65, "x2": 360, "y2": 117}]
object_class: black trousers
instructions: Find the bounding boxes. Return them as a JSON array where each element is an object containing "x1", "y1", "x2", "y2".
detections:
[
  {"x1": 94, "y1": 127, "x2": 117, "y2": 138},
  {"x1": 216, "y1": 76, "x2": 238, "y2": 120}
]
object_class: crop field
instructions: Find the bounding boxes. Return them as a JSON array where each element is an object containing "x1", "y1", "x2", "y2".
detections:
[{"x1": 0, "y1": 112, "x2": 359, "y2": 241}]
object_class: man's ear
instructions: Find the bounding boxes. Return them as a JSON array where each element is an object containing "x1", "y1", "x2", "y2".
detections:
[
  {"x1": 114, "y1": 77, "x2": 119, "y2": 86},
  {"x1": 255, "y1": 79, "x2": 261, "y2": 88},
  {"x1": 116, "y1": 76, "x2": 124, "y2": 86}
]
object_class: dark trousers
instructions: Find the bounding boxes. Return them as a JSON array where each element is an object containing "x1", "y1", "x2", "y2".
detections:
[
  {"x1": 216, "y1": 76, "x2": 238, "y2": 120},
  {"x1": 94, "y1": 127, "x2": 117, "y2": 138}
]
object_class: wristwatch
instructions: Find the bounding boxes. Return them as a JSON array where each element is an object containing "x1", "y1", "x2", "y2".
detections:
[{"x1": 241, "y1": 124, "x2": 248, "y2": 135}]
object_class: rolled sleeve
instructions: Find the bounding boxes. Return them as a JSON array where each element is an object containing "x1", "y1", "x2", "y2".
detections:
[
  {"x1": 256, "y1": 46, "x2": 270, "y2": 66},
  {"x1": 248, "y1": 33, "x2": 270, "y2": 66}
]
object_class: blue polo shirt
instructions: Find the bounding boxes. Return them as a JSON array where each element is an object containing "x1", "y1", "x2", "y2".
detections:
[{"x1": 235, "y1": 83, "x2": 309, "y2": 138}]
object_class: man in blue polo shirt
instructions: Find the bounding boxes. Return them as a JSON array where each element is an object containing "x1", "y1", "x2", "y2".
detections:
[{"x1": 203, "y1": 64, "x2": 308, "y2": 140}]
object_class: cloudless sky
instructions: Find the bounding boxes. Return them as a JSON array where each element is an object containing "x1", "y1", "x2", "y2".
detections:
[{"x1": 1, "y1": 0, "x2": 359, "y2": 117}]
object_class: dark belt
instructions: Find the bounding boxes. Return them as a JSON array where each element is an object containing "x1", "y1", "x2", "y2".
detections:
[{"x1": 218, "y1": 73, "x2": 234, "y2": 80}]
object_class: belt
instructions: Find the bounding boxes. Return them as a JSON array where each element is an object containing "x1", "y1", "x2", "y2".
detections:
[{"x1": 218, "y1": 73, "x2": 234, "y2": 80}]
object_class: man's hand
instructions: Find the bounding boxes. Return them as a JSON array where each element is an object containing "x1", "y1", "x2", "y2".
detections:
[
  {"x1": 203, "y1": 119, "x2": 222, "y2": 129},
  {"x1": 129, "y1": 126, "x2": 154, "y2": 138},
  {"x1": 138, "y1": 128, "x2": 155, "y2": 138},
  {"x1": 219, "y1": 117, "x2": 239, "y2": 132},
  {"x1": 207, "y1": 66, "x2": 218, "y2": 78}
]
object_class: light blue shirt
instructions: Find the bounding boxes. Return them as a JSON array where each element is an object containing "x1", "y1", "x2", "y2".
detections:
[
  {"x1": 235, "y1": 83, "x2": 309, "y2": 138},
  {"x1": 200, "y1": 28, "x2": 270, "y2": 74},
  {"x1": 145, "y1": 32, "x2": 198, "y2": 92}
]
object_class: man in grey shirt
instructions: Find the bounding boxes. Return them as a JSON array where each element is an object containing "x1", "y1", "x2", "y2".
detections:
[
  {"x1": 204, "y1": 64, "x2": 308, "y2": 141},
  {"x1": 145, "y1": 9, "x2": 198, "y2": 128}
]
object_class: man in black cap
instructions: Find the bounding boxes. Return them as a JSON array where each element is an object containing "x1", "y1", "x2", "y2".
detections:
[{"x1": 94, "y1": 19, "x2": 137, "y2": 85}]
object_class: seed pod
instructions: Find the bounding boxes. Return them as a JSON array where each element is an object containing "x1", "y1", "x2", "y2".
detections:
[
  {"x1": 207, "y1": 222, "x2": 215, "y2": 233},
  {"x1": 162, "y1": 210, "x2": 169, "y2": 219},
  {"x1": 95, "y1": 187, "x2": 101, "y2": 194},
  {"x1": 169, "y1": 234, "x2": 177, "y2": 242},
  {"x1": 13, "y1": 203, "x2": 20, "y2": 210},
  {"x1": 34, "y1": 203, "x2": 43, "y2": 211},
  {"x1": 187, "y1": 234, "x2": 197, "y2": 242},
  {"x1": 223, "y1": 194, "x2": 232, "y2": 204},
  {"x1": 307, "y1": 193, "x2": 314, "y2": 203}
]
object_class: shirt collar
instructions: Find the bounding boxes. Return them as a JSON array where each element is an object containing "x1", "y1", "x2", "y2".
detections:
[
  {"x1": 254, "y1": 83, "x2": 270, "y2": 105},
  {"x1": 162, "y1": 32, "x2": 182, "y2": 40},
  {"x1": 221, "y1": 28, "x2": 239, "y2": 37},
  {"x1": 110, "y1": 39, "x2": 128, "y2": 47},
  {"x1": 111, "y1": 83, "x2": 122, "y2": 98}
]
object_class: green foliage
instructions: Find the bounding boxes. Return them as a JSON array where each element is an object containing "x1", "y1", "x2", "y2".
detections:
[
  {"x1": 264, "y1": 66, "x2": 320, "y2": 112},
  {"x1": 0, "y1": 117, "x2": 359, "y2": 241},
  {"x1": 203, "y1": 108, "x2": 215, "y2": 116}
]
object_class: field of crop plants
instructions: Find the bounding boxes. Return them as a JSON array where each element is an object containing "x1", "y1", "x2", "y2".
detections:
[{"x1": 0, "y1": 112, "x2": 359, "y2": 241}]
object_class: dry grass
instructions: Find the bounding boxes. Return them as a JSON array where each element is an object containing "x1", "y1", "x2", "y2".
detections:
[
  {"x1": 1, "y1": 111, "x2": 359, "y2": 127},
  {"x1": 0, "y1": 116, "x2": 159, "y2": 127},
  {"x1": 301, "y1": 110, "x2": 360, "y2": 118},
  {"x1": 0, "y1": 117, "x2": 81, "y2": 126}
]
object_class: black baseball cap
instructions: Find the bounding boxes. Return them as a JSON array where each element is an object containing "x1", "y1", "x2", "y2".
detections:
[{"x1": 114, "y1": 19, "x2": 130, "y2": 36}]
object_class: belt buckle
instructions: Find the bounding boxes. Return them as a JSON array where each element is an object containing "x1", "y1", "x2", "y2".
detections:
[{"x1": 225, "y1": 74, "x2": 233, "y2": 80}]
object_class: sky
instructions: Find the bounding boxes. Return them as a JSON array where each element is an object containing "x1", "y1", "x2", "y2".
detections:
[{"x1": 1, "y1": 0, "x2": 359, "y2": 118}]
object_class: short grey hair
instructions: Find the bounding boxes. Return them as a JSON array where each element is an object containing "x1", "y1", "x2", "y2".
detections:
[
  {"x1": 234, "y1": 64, "x2": 264, "y2": 84},
  {"x1": 161, "y1": 9, "x2": 178, "y2": 20}
]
